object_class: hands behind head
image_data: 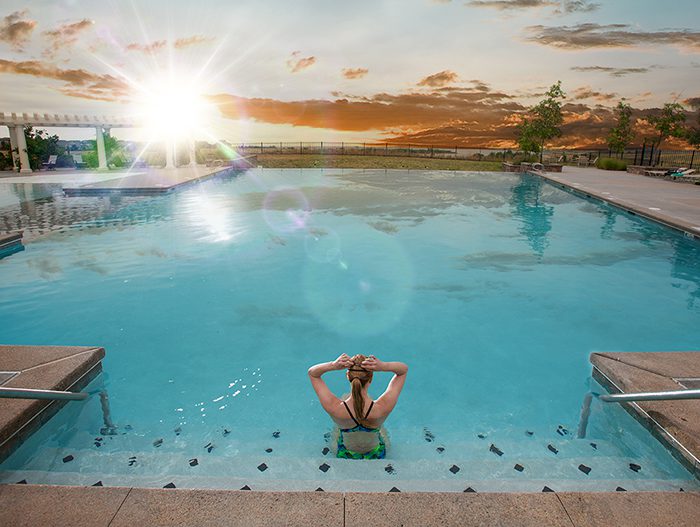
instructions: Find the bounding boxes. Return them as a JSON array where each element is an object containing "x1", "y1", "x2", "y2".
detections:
[
  {"x1": 333, "y1": 353, "x2": 353, "y2": 370},
  {"x1": 361, "y1": 355, "x2": 380, "y2": 371}
]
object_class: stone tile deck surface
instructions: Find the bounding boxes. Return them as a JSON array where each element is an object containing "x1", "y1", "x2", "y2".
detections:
[
  {"x1": 537, "y1": 166, "x2": 700, "y2": 235},
  {"x1": 0, "y1": 345, "x2": 104, "y2": 461},
  {"x1": 591, "y1": 352, "x2": 700, "y2": 475},
  {"x1": 0, "y1": 485, "x2": 698, "y2": 527},
  {"x1": 62, "y1": 165, "x2": 233, "y2": 195}
]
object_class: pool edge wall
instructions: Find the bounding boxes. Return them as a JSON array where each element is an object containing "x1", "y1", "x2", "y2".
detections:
[
  {"x1": 0, "y1": 345, "x2": 105, "y2": 463},
  {"x1": 590, "y1": 351, "x2": 700, "y2": 480}
]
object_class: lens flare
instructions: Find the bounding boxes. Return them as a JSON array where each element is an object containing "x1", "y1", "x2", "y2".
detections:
[
  {"x1": 303, "y1": 228, "x2": 414, "y2": 336},
  {"x1": 262, "y1": 188, "x2": 311, "y2": 233}
]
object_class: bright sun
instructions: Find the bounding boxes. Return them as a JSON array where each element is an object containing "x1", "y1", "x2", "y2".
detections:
[{"x1": 135, "y1": 77, "x2": 214, "y2": 142}]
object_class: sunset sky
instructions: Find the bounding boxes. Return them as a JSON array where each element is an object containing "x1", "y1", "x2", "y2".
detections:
[{"x1": 1, "y1": 0, "x2": 699, "y2": 148}]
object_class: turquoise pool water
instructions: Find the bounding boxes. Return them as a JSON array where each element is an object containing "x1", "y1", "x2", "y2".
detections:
[{"x1": 0, "y1": 168, "x2": 699, "y2": 491}]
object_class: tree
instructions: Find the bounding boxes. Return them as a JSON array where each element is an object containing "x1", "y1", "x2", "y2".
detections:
[
  {"x1": 646, "y1": 103, "x2": 686, "y2": 150},
  {"x1": 684, "y1": 111, "x2": 700, "y2": 149},
  {"x1": 21, "y1": 127, "x2": 63, "y2": 170},
  {"x1": 82, "y1": 134, "x2": 128, "y2": 168},
  {"x1": 517, "y1": 81, "x2": 566, "y2": 162},
  {"x1": 607, "y1": 100, "x2": 634, "y2": 156}
]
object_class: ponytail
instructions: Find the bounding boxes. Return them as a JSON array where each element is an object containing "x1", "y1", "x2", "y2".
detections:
[{"x1": 351, "y1": 377, "x2": 366, "y2": 426}]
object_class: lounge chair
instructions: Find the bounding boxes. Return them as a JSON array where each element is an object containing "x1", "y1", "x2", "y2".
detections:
[
  {"x1": 668, "y1": 168, "x2": 696, "y2": 179},
  {"x1": 42, "y1": 155, "x2": 58, "y2": 170},
  {"x1": 72, "y1": 154, "x2": 87, "y2": 169},
  {"x1": 644, "y1": 168, "x2": 671, "y2": 178},
  {"x1": 577, "y1": 154, "x2": 596, "y2": 167}
]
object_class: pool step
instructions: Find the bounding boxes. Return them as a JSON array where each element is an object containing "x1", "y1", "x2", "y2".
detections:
[{"x1": 4, "y1": 446, "x2": 696, "y2": 493}]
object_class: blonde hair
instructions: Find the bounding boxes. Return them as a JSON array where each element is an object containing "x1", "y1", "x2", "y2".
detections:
[{"x1": 347, "y1": 354, "x2": 373, "y2": 427}]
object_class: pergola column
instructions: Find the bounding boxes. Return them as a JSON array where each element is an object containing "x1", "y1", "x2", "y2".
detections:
[
  {"x1": 188, "y1": 140, "x2": 197, "y2": 167},
  {"x1": 96, "y1": 126, "x2": 108, "y2": 170},
  {"x1": 165, "y1": 141, "x2": 175, "y2": 169},
  {"x1": 14, "y1": 125, "x2": 32, "y2": 173},
  {"x1": 7, "y1": 126, "x2": 19, "y2": 170}
]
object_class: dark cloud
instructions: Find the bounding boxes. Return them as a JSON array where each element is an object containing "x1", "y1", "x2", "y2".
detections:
[
  {"x1": 570, "y1": 86, "x2": 617, "y2": 101},
  {"x1": 126, "y1": 40, "x2": 167, "y2": 53},
  {"x1": 174, "y1": 35, "x2": 214, "y2": 49},
  {"x1": 0, "y1": 58, "x2": 129, "y2": 101},
  {"x1": 554, "y1": 1, "x2": 599, "y2": 14},
  {"x1": 525, "y1": 23, "x2": 700, "y2": 51},
  {"x1": 342, "y1": 67, "x2": 368, "y2": 79},
  {"x1": 570, "y1": 65, "x2": 655, "y2": 77},
  {"x1": 0, "y1": 10, "x2": 36, "y2": 51},
  {"x1": 418, "y1": 70, "x2": 459, "y2": 87},
  {"x1": 467, "y1": 0, "x2": 556, "y2": 10},
  {"x1": 42, "y1": 19, "x2": 93, "y2": 57},
  {"x1": 287, "y1": 51, "x2": 316, "y2": 73}
]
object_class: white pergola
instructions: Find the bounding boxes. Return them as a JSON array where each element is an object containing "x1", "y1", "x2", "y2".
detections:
[{"x1": 1, "y1": 112, "x2": 194, "y2": 172}]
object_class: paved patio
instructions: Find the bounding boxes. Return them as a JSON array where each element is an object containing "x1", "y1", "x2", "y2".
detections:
[
  {"x1": 0, "y1": 485, "x2": 698, "y2": 527},
  {"x1": 537, "y1": 166, "x2": 700, "y2": 236}
]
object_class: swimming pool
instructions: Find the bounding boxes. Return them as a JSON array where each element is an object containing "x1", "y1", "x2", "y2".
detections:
[{"x1": 0, "y1": 168, "x2": 699, "y2": 491}]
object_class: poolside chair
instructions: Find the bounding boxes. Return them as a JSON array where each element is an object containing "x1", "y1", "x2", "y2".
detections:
[
  {"x1": 669, "y1": 168, "x2": 696, "y2": 179},
  {"x1": 72, "y1": 153, "x2": 87, "y2": 169},
  {"x1": 42, "y1": 155, "x2": 57, "y2": 170},
  {"x1": 577, "y1": 154, "x2": 594, "y2": 167}
]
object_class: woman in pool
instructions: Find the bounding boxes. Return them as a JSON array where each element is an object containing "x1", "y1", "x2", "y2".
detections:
[{"x1": 308, "y1": 353, "x2": 408, "y2": 459}]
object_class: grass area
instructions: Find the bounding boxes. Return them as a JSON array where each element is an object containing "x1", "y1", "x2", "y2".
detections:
[{"x1": 253, "y1": 154, "x2": 503, "y2": 171}]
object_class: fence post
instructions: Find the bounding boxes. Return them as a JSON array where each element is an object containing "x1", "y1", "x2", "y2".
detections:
[
  {"x1": 260, "y1": 142, "x2": 263, "y2": 154},
  {"x1": 431, "y1": 145, "x2": 434, "y2": 158},
  {"x1": 691, "y1": 150, "x2": 696, "y2": 169},
  {"x1": 385, "y1": 143, "x2": 388, "y2": 156},
  {"x1": 299, "y1": 142, "x2": 302, "y2": 155},
  {"x1": 363, "y1": 142, "x2": 366, "y2": 156},
  {"x1": 320, "y1": 141, "x2": 323, "y2": 155},
  {"x1": 455, "y1": 145, "x2": 458, "y2": 157},
  {"x1": 408, "y1": 144, "x2": 411, "y2": 156}
]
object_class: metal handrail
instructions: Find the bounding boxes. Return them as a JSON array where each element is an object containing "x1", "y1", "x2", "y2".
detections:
[
  {"x1": 599, "y1": 389, "x2": 700, "y2": 403},
  {"x1": 0, "y1": 386, "x2": 88, "y2": 401},
  {"x1": 577, "y1": 389, "x2": 700, "y2": 438}
]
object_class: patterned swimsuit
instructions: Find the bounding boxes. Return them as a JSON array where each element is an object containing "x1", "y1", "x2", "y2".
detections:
[{"x1": 336, "y1": 401, "x2": 386, "y2": 460}]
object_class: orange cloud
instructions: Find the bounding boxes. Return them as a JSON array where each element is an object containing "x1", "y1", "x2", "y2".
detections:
[
  {"x1": 0, "y1": 58, "x2": 130, "y2": 101},
  {"x1": 571, "y1": 86, "x2": 617, "y2": 102},
  {"x1": 174, "y1": 35, "x2": 214, "y2": 49},
  {"x1": 126, "y1": 40, "x2": 167, "y2": 54},
  {"x1": 0, "y1": 10, "x2": 36, "y2": 51},
  {"x1": 287, "y1": 51, "x2": 316, "y2": 73},
  {"x1": 418, "y1": 70, "x2": 459, "y2": 87},
  {"x1": 210, "y1": 85, "x2": 522, "y2": 147},
  {"x1": 342, "y1": 67, "x2": 368, "y2": 79},
  {"x1": 42, "y1": 19, "x2": 93, "y2": 57}
]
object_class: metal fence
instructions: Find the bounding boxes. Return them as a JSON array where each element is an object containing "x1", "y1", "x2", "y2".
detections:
[{"x1": 230, "y1": 142, "x2": 698, "y2": 169}]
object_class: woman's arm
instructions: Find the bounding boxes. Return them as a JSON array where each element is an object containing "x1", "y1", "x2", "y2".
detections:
[
  {"x1": 308, "y1": 354, "x2": 353, "y2": 414},
  {"x1": 361, "y1": 356, "x2": 408, "y2": 413}
]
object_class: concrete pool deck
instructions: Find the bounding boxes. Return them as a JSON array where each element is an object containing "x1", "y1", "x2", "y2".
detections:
[
  {"x1": 0, "y1": 157, "x2": 255, "y2": 197},
  {"x1": 535, "y1": 166, "x2": 700, "y2": 238},
  {"x1": 0, "y1": 485, "x2": 697, "y2": 527},
  {"x1": 591, "y1": 351, "x2": 700, "y2": 478},
  {"x1": 0, "y1": 345, "x2": 104, "y2": 462}
]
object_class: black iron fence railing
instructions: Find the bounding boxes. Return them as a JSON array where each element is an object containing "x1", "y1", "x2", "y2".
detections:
[{"x1": 227, "y1": 142, "x2": 698, "y2": 169}]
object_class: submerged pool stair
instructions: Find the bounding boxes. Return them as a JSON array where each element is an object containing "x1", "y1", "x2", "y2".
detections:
[{"x1": 2, "y1": 427, "x2": 697, "y2": 493}]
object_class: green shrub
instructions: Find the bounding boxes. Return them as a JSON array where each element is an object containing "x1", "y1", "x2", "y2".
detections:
[{"x1": 596, "y1": 157, "x2": 627, "y2": 171}]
